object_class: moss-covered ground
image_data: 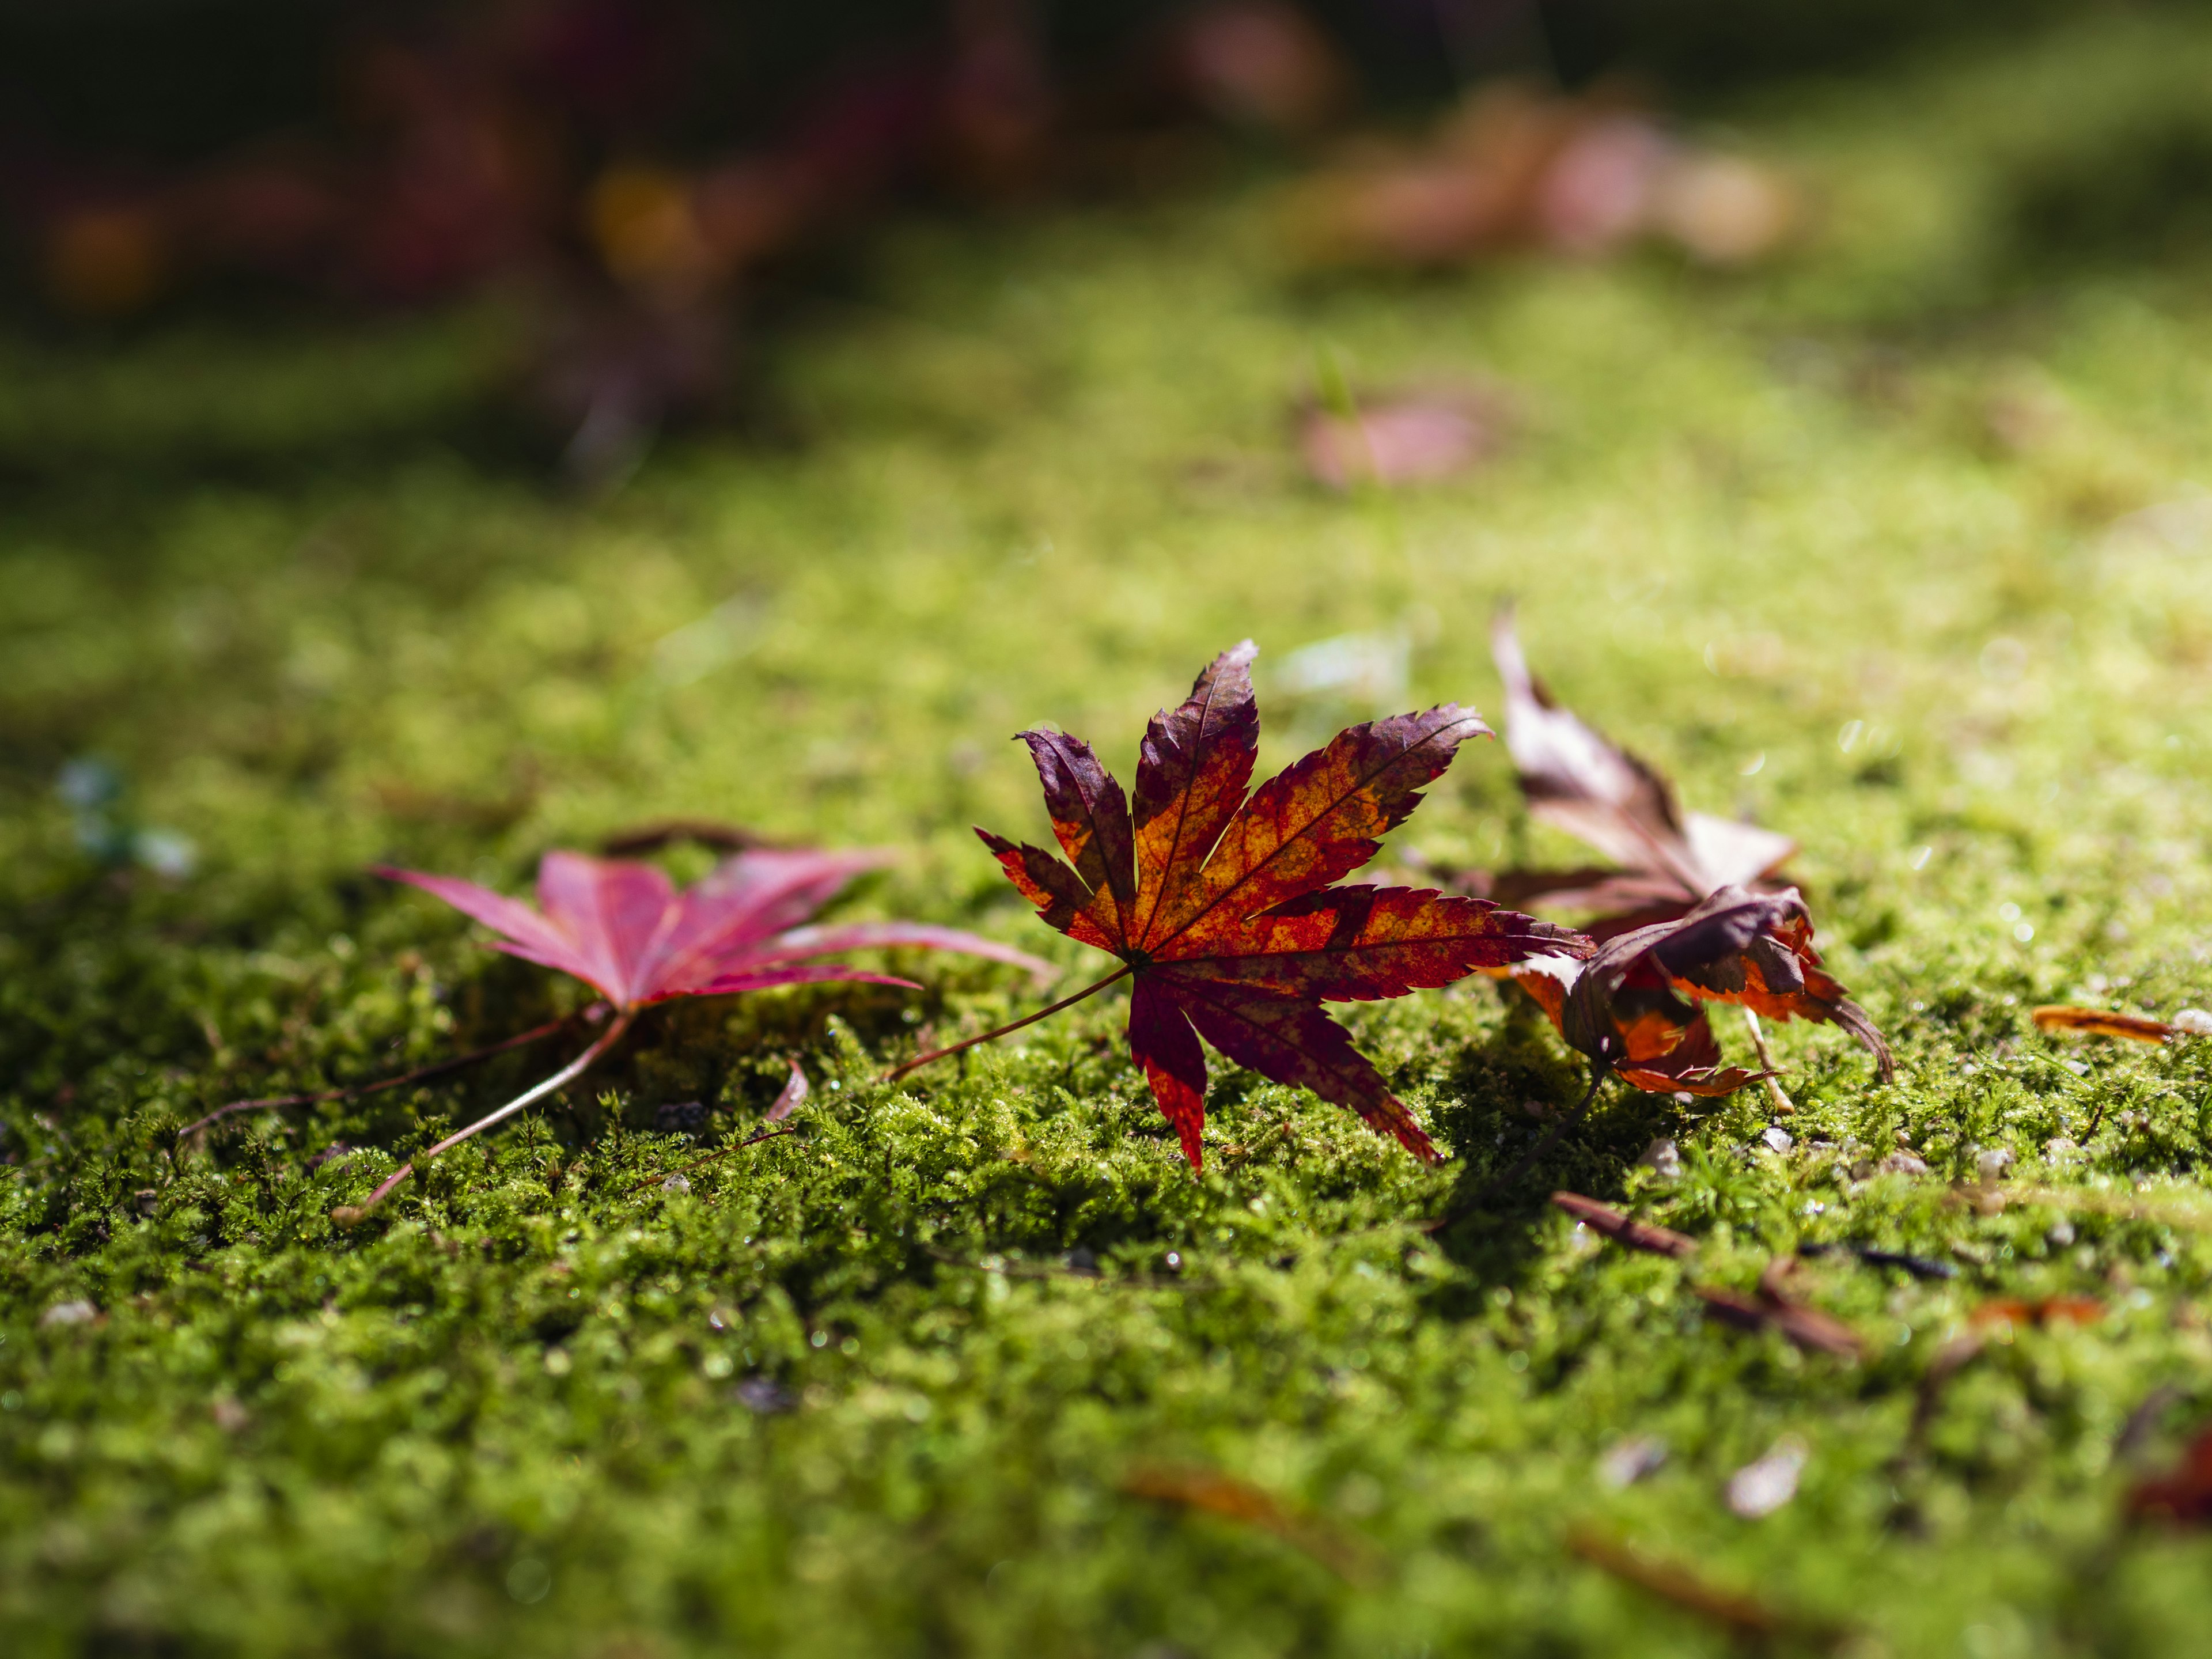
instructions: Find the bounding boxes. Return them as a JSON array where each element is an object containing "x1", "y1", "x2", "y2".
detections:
[{"x1": 12, "y1": 12, "x2": 2212, "y2": 1656}]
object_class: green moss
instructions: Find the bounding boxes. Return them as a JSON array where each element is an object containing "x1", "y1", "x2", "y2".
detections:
[{"x1": 12, "y1": 13, "x2": 2212, "y2": 1656}]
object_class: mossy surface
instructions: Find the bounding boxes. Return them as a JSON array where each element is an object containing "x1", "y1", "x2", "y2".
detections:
[{"x1": 11, "y1": 14, "x2": 2212, "y2": 1656}]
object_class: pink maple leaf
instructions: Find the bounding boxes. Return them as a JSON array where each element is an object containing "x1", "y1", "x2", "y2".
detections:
[
  {"x1": 332, "y1": 847, "x2": 1050, "y2": 1223},
  {"x1": 375, "y1": 847, "x2": 1048, "y2": 1010}
]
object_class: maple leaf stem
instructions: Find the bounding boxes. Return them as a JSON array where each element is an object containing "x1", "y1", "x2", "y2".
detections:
[
  {"x1": 1426, "y1": 1065, "x2": 1611, "y2": 1232},
  {"x1": 1741, "y1": 1009, "x2": 1796, "y2": 1115},
  {"x1": 884, "y1": 966, "x2": 1134, "y2": 1083},
  {"x1": 175, "y1": 1013, "x2": 585, "y2": 1145},
  {"x1": 332, "y1": 1012, "x2": 635, "y2": 1225}
]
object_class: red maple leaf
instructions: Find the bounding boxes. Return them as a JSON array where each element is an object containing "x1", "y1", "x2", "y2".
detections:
[{"x1": 900, "y1": 642, "x2": 1588, "y2": 1168}]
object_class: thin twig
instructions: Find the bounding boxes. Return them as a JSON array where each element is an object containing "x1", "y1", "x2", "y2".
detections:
[
  {"x1": 1741, "y1": 1008, "x2": 1796, "y2": 1115},
  {"x1": 1426, "y1": 1067, "x2": 1610, "y2": 1233},
  {"x1": 1565, "y1": 1526, "x2": 1852, "y2": 1647},
  {"x1": 332, "y1": 1013, "x2": 633, "y2": 1225},
  {"x1": 885, "y1": 965, "x2": 1131, "y2": 1082},
  {"x1": 1550, "y1": 1191, "x2": 1698, "y2": 1259},
  {"x1": 629, "y1": 1126, "x2": 800, "y2": 1195},
  {"x1": 175, "y1": 1015, "x2": 581, "y2": 1143}
]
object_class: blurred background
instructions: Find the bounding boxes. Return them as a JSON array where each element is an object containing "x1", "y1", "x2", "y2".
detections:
[
  {"x1": 7, "y1": 0, "x2": 2189, "y2": 484},
  {"x1": 7, "y1": 0, "x2": 2212, "y2": 902}
]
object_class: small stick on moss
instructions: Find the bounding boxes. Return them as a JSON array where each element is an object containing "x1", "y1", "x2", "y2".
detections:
[
  {"x1": 1566, "y1": 1526, "x2": 1851, "y2": 1647},
  {"x1": 175, "y1": 1013, "x2": 585, "y2": 1145},
  {"x1": 1122, "y1": 1462, "x2": 1380, "y2": 1583},
  {"x1": 332, "y1": 1013, "x2": 632, "y2": 1226},
  {"x1": 1741, "y1": 1009, "x2": 1795, "y2": 1116},
  {"x1": 1550, "y1": 1191, "x2": 1698, "y2": 1259},
  {"x1": 884, "y1": 966, "x2": 1131, "y2": 1083}
]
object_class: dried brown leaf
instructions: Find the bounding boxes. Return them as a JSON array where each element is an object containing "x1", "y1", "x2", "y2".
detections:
[{"x1": 2032, "y1": 1004, "x2": 2174, "y2": 1044}]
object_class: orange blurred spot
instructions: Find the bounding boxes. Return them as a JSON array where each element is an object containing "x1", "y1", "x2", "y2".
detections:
[
  {"x1": 45, "y1": 206, "x2": 169, "y2": 317},
  {"x1": 1969, "y1": 1295, "x2": 2105, "y2": 1330},
  {"x1": 588, "y1": 165, "x2": 713, "y2": 297}
]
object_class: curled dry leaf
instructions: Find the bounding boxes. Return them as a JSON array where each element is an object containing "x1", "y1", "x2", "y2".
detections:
[
  {"x1": 1455, "y1": 614, "x2": 1893, "y2": 1096},
  {"x1": 1550, "y1": 1191, "x2": 1698, "y2": 1259},
  {"x1": 2032, "y1": 1004, "x2": 2175, "y2": 1044},
  {"x1": 963, "y1": 641, "x2": 1586, "y2": 1168},
  {"x1": 765, "y1": 1057, "x2": 809, "y2": 1122},
  {"x1": 1487, "y1": 608, "x2": 1795, "y2": 914},
  {"x1": 1517, "y1": 888, "x2": 1892, "y2": 1095},
  {"x1": 1298, "y1": 385, "x2": 1509, "y2": 490}
]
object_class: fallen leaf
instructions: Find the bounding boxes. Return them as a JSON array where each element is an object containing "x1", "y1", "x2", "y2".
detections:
[
  {"x1": 1550, "y1": 1190, "x2": 1698, "y2": 1259},
  {"x1": 2032, "y1": 1005, "x2": 2175, "y2": 1044},
  {"x1": 1529, "y1": 887, "x2": 1892, "y2": 1096},
  {"x1": 1490, "y1": 608, "x2": 1795, "y2": 906},
  {"x1": 1165, "y1": 1, "x2": 1352, "y2": 135},
  {"x1": 1968, "y1": 1296, "x2": 2105, "y2": 1330},
  {"x1": 1287, "y1": 85, "x2": 1796, "y2": 271},
  {"x1": 380, "y1": 847, "x2": 1049, "y2": 1012},
  {"x1": 2128, "y1": 1423, "x2": 2212, "y2": 1525},
  {"x1": 1442, "y1": 615, "x2": 1888, "y2": 1100},
  {"x1": 765, "y1": 1058, "x2": 809, "y2": 1122},
  {"x1": 956, "y1": 642, "x2": 1588, "y2": 1166},
  {"x1": 1120, "y1": 1463, "x2": 1377, "y2": 1581},
  {"x1": 1298, "y1": 386, "x2": 1509, "y2": 490},
  {"x1": 333, "y1": 849, "x2": 1049, "y2": 1222}
]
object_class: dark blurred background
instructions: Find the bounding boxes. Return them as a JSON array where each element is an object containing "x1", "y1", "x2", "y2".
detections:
[{"x1": 2, "y1": 0, "x2": 2202, "y2": 480}]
